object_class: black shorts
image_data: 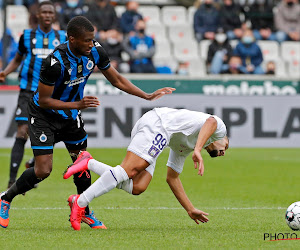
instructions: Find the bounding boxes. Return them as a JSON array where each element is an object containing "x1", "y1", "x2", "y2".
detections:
[
  {"x1": 14, "y1": 89, "x2": 34, "y2": 125},
  {"x1": 28, "y1": 101, "x2": 88, "y2": 156}
]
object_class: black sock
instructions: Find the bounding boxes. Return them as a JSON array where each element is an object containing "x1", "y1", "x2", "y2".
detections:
[
  {"x1": 3, "y1": 168, "x2": 42, "y2": 202},
  {"x1": 74, "y1": 170, "x2": 91, "y2": 215},
  {"x1": 9, "y1": 138, "x2": 27, "y2": 182}
]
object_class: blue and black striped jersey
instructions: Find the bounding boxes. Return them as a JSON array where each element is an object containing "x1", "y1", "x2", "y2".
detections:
[
  {"x1": 18, "y1": 26, "x2": 66, "y2": 91},
  {"x1": 33, "y1": 40, "x2": 110, "y2": 120}
]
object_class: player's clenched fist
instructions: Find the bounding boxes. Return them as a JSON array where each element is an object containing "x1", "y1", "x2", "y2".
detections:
[{"x1": 77, "y1": 96, "x2": 100, "y2": 109}]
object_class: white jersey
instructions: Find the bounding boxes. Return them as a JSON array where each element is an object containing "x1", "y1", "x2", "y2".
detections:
[
  {"x1": 127, "y1": 108, "x2": 227, "y2": 176},
  {"x1": 153, "y1": 108, "x2": 226, "y2": 174}
]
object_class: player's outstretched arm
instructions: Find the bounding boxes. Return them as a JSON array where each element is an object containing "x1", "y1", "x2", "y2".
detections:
[
  {"x1": 38, "y1": 82, "x2": 100, "y2": 110},
  {"x1": 101, "y1": 66, "x2": 175, "y2": 101},
  {"x1": 0, "y1": 53, "x2": 23, "y2": 82},
  {"x1": 166, "y1": 167, "x2": 209, "y2": 224},
  {"x1": 192, "y1": 117, "x2": 217, "y2": 176}
]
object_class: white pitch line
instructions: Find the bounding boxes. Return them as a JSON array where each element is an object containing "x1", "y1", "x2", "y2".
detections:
[{"x1": 10, "y1": 207, "x2": 286, "y2": 210}]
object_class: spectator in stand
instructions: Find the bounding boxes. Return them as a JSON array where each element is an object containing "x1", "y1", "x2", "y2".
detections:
[
  {"x1": 193, "y1": 0, "x2": 220, "y2": 42},
  {"x1": 0, "y1": 29, "x2": 18, "y2": 70},
  {"x1": 234, "y1": 29, "x2": 264, "y2": 74},
  {"x1": 265, "y1": 61, "x2": 276, "y2": 74},
  {"x1": 101, "y1": 29, "x2": 129, "y2": 73},
  {"x1": 56, "y1": 0, "x2": 89, "y2": 30},
  {"x1": 120, "y1": 1, "x2": 143, "y2": 36},
  {"x1": 219, "y1": 0, "x2": 243, "y2": 40},
  {"x1": 207, "y1": 29, "x2": 233, "y2": 74},
  {"x1": 87, "y1": 0, "x2": 119, "y2": 42},
  {"x1": 222, "y1": 56, "x2": 245, "y2": 74},
  {"x1": 275, "y1": 0, "x2": 300, "y2": 42},
  {"x1": 246, "y1": 0, "x2": 276, "y2": 41},
  {"x1": 123, "y1": 19, "x2": 156, "y2": 73}
]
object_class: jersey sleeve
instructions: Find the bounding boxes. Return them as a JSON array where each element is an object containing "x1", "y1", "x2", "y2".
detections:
[
  {"x1": 39, "y1": 54, "x2": 61, "y2": 86},
  {"x1": 93, "y1": 41, "x2": 111, "y2": 70},
  {"x1": 17, "y1": 34, "x2": 26, "y2": 56},
  {"x1": 211, "y1": 115, "x2": 227, "y2": 141},
  {"x1": 167, "y1": 149, "x2": 187, "y2": 174}
]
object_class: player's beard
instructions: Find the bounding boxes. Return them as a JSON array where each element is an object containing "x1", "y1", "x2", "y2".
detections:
[{"x1": 209, "y1": 150, "x2": 218, "y2": 158}]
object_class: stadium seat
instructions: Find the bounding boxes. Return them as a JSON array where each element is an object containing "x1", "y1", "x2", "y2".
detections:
[
  {"x1": 262, "y1": 59, "x2": 287, "y2": 77},
  {"x1": 161, "y1": 6, "x2": 187, "y2": 27},
  {"x1": 257, "y1": 41, "x2": 279, "y2": 61},
  {"x1": 153, "y1": 39, "x2": 172, "y2": 60},
  {"x1": 139, "y1": 6, "x2": 161, "y2": 25},
  {"x1": 198, "y1": 40, "x2": 212, "y2": 60},
  {"x1": 7, "y1": 5, "x2": 29, "y2": 39},
  {"x1": 173, "y1": 40, "x2": 199, "y2": 61},
  {"x1": 187, "y1": 6, "x2": 196, "y2": 25},
  {"x1": 153, "y1": 56, "x2": 178, "y2": 73},
  {"x1": 281, "y1": 41, "x2": 300, "y2": 62},
  {"x1": 287, "y1": 60, "x2": 300, "y2": 78},
  {"x1": 115, "y1": 5, "x2": 126, "y2": 18},
  {"x1": 188, "y1": 58, "x2": 206, "y2": 77},
  {"x1": 146, "y1": 24, "x2": 168, "y2": 42},
  {"x1": 168, "y1": 25, "x2": 195, "y2": 44}
]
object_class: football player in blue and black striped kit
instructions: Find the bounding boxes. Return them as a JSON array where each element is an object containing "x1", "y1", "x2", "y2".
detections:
[
  {"x1": 0, "y1": 16, "x2": 175, "y2": 229},
  {"x1": 0, "y1": 1, "x2": 66, "y2": 189}
]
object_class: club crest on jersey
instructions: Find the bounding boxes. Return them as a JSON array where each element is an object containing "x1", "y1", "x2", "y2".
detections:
[
  {"x1": 52, "y1": 38, "x2": 60, "y2": 47},
  {"x1": 39, "y1": 133, "x2": 47, "y2": 143},
  {"x1": 43, "y1": 38, "x2": 49, "y2": 46},
  {"x1": 86, "y1": 60, "x2": 94, "y2": 70},
  {"x1": 148, "y1": 145, "x2": 160, "y2": 158},
  {"x1": 32, "y1": 38, "x2": 37, "y2": 44},
  {"x1": 77, "y1": 65, "x2": 82, "y2": 73}
]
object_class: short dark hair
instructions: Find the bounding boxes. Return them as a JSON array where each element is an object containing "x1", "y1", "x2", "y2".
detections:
[
  {"x1": 67, "y1": 16, "x2": 94, "y2": 38},
  {"x1": 39, "y1": 1, "x2": 54, "y2": 9}
]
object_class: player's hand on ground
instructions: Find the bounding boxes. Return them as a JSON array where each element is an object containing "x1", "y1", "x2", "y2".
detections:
[
  {"x1": 77, "y1": 96, "x2": 100, "y2": 109},
  {"x1": 192, "y1": 150, "x2": 204, "y2": 176},
  {"x1": 147, "y1": 87, "x2": 176, "y2": 101},
  {"x1": 0, "y1": 72, "x2": 6, "y2": 82},
  {"x1": 188, "y1": 209, "x2": 209, "y2": 224}
]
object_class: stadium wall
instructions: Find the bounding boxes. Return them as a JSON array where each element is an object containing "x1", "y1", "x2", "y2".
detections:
[{"x1": 1, "y1": 74, "x2": 300, "y2": 148}]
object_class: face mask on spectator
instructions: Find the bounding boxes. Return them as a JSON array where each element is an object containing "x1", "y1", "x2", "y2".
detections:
[
  {"x1": 138, "y1": 29, "x2": 145, "y2": 34},
  {"x1": 242, "y1": 36, "x2": 254, "y2": 44},
  {"x1": 107, "y1": 38, "x2": 119, "y2": 45},
  {"x1": 215, "y1": 33, "x2": 227, "y2": 44},
  {"x1": 287, "y1": 1, "x2": 294, "y2": 6},
  {"x1": 178, "y1": 68, "x2": 188, "y2": 75},
  {"x1": 67, "y1": 0, "x2": 78, "y2": 8},
  {"x1": 205, "y1": 3, "x2": 212, "y2": 8},
  {"x1": 230, "y1": 63, "x2": 241, "y2": 70}
]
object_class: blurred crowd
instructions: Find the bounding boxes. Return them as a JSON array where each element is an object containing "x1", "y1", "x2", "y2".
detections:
[{"x1": 1, "y1": 0, "x2": 300, "y2": 75}]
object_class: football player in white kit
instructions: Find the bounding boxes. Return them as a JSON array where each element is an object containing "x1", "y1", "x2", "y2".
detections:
[{"x1": 64, "y1": 108, "x2": 229, "y2": 230}]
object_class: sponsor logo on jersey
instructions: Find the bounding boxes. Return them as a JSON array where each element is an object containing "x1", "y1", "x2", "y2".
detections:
[
  {"x1": 86, "y1": 60, "x2": 94, "y2": 70},
  {"x1": 94, "y1": 41, "x2": 101, "y2": 47},
  {"x1": 32, "y1": 48, "x2": 54, "y2": 59},
  {"x1": 148, "y1": 145, "x2": 160, "y2": 158},
  {"x1": 64, "y1": 76, "x2": 86, "y2": 87},
  {"x1": 51, "y1": 58, "x2": 57, "y2": 66},
  {"x1": 39, "y1": 133, "x2": 47, "y2": 143},
  {"x1": 16, "y1": 108, "x2": 21, "y2": 115}
]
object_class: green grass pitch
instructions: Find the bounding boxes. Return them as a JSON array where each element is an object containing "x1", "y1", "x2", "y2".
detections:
[{"x1": 0, "y1": 147, "x2": 299, "y2": 249}]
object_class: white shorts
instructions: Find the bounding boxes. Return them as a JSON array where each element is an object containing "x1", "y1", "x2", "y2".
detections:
[{"x1": 127, "y1": 110, "x2": 169, "y2": 176}]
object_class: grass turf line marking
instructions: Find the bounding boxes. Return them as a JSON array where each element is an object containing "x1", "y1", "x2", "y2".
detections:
[{"x1": 11, "y1": 207, "x2": 286, "y2": 210}]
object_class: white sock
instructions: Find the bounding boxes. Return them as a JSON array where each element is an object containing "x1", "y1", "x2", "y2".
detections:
[
  {"x1": 88, "y1": 159, "x2": 113, "y2": 176},
  {"x1": 116, "y1": 179, "x2": 133, "y2": 194},
  {"x1": 77, "y1": 165, "x2": 129, "y2": 207}
]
